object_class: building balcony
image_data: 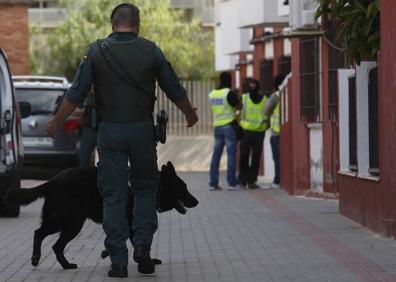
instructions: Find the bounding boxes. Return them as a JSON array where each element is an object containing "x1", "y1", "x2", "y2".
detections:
[
  {"x1": 29, "y1": 8, "x2": 66, "y2": 28},
  {"x1": 237, "y1": 0, "x2": 289, "y2": 28},
  {"x1": 170, "y1": 0, "x2": 195, "y2": 9}
]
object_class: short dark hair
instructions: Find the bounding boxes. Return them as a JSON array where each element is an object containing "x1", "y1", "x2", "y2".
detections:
[
  {"x1": 273, "y1": 73, "x2": 286, "y2": 91},
  {"x1": 111, "y1": 3, "x2": 140, "y2": 28},
  {"x1": 249, "y1": 79, "x2": 260, "y2": 90},
  {"x1": 219, "y1": 71, "x2": 232, "y2": 88}
]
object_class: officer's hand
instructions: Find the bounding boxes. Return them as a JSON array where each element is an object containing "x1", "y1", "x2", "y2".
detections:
[
  {"x1": 47, "y1": 119, "x2": 59, "y2": 138},
  {"x1": 185, "y1": 108, "x2": 198, "y2": 127}
]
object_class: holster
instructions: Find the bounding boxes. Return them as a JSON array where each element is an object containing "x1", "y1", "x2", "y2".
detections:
[{"x1": 155, "y1": 109, "x2": 168, "y2": 144}]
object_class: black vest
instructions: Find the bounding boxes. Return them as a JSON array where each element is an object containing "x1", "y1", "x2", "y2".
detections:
[{"x1": 91, "y1": 37, "x2": 157, "y2": 122}]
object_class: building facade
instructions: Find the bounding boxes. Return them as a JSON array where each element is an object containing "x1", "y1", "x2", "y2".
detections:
[
  {"x1": 0, "y1": 0, "x2": 30, "y2": 75},
  {"x1": 215, "y1": 0, "x2": 396, "y2": 237}
]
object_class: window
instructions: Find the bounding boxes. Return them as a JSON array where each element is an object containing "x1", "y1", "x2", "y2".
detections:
[
  {"x1": 277, "y1": 56, "x2": 291, "y2": 76},
  {"x1": 259, "y1": 59, "x2": 273, "y2": 97},
  {"x1": 348, "y1": 77, "x2": 357, "y2": 171},
  {"x1": 300, "y1": 37, "x2": 321, "y2": 123},
  {"x1": 368, "y1": 67, "x2": 379, "y2": 175}
]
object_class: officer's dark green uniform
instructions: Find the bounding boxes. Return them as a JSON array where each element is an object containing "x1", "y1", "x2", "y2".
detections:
[{"x1": 67, "y1": 32, "x2": 187, "y2": 268}]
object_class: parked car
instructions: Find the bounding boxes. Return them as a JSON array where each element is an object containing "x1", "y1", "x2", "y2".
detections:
[
  {"x1": 0, "y1": 49, "x2": 30, "y2": 217},
  {"x1": 13, "y1": 76, "x2": 81, "y2": 177}
]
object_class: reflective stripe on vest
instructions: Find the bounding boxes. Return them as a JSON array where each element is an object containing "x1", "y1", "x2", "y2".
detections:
[
  {"x1": 209, "y1": 88, "x2": 236, "y2": 127},
  {"x1": 240, "y1": 93, "x2": 268, "y2": 132},
  {"x1": 271, "y1": 101, "x2": 280, "y2": 134}
]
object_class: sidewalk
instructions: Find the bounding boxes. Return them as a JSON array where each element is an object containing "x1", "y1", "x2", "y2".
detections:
[{"x1": 1, "y1": 173, "x2": 396, "y2": 281}]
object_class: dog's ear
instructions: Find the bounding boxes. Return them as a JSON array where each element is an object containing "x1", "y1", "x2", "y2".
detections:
[{"x1": 166, "y1": 161, "x2": 176, "y2": 176}]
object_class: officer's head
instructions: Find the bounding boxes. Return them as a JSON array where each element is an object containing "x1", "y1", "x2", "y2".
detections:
[
  {"x1": 219, "y1": 71, "x2": 232, "y2": 89},
  {"x1": 248, "y1": 79, "x2": 260, "y2": 95},
  {"x1": 111, "y1": 3, "x2": 140, "y2": 33}
]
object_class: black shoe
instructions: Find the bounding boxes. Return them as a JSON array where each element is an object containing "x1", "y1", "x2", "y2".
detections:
[
  {"x1": 133, "y1": 246, "x2": 155, "y2": 275},
  {"x1": 108, "y1": 265, "x2": 128, "y2": 278},
  {"x1": 248, "y1": 182, "x2": 260, "y2": 189}
]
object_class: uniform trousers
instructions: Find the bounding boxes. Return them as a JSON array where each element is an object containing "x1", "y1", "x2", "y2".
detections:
[
  {"x1": 238, "y1": 130, "x2": 265, "y2": 185},
  {"x1": 97, "y1": 119, "x2": 159, "y2": 267}
]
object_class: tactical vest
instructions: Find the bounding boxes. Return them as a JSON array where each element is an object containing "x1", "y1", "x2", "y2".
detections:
[
  {"x1": 240, "y1": 93, "x2": 268, "y2": 132},
  {"x1": 91, "y1": 37, "x2": 157, "y2": 122},
  {"x1": 208, "y1": 88, "x2": 236, "y2": 127},
  {"x1": 271, "y1": 101, "x2": 280, "y2": 134}
]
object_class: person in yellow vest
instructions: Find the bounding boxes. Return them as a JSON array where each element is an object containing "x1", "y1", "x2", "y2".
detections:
[
  {"x1": 238, "y1": 79, "x2": 268, "y2": 189},
  {"x1": 265, "y1": 74, "x2": 287, "y2": 189},
  {"x1": 209, "y1": 72, "x2": 241, "y2": 191}
]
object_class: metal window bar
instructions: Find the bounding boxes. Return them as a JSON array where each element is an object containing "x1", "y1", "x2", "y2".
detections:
[
  {"x1": 259, "y1": 59, "x2": 274, "y2": 97},
  {"x1": 348, "y1": 76, "x2": 358, "y2": 171},
  {"x1": 325, "y1": 18, "x2": 348, "y2": 121},
  {"x1": 368, "y1": 67, "x2": 380, "y2": 175},
  {"x1": 300, "y1": 37, "x2": 321, "y2": 123}
]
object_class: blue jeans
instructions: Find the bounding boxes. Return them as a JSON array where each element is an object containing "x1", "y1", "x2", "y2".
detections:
[
  {"x1": 270, "y1": 135, "x2": 280, "y2": 184},
  {"x1": 97, "y1": 120, "x2": 159, "y2": 267},
  {"x1": 209, "y1": 124, "x2": 237, "y2": 187}
]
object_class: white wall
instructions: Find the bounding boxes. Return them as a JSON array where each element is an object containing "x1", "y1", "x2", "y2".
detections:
[
  {"x1": 237, "y1": 0, "x2": 289, "y2": 28},
  {"x1": 309, "y1": 124, "x2": 323, "y2": 192},
  {"x1": 215, "y1": 24, "x2": 237, "y2": 70},
  {"x1": 219, "y1": 0, "x2": 251, "y2": 55},
  {"x1": 356, "y1": 61, "x2": 377, "y2": 177},
  {"x1": 338, "y1": 69, "x2": 356, "y2": 172}
]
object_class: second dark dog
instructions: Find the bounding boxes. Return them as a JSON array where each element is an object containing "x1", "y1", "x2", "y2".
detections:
[{"x1": 6, "y1": 161, "x2": 198, "y2": 269}]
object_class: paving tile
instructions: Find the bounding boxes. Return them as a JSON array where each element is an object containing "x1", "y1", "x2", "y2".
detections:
[{"x1": 1, "y1": 174, "x2": 396, "y2": 281}]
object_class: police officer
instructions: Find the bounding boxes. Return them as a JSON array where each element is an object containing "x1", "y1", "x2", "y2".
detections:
[
  {"x1": 265, "y1": 74, "x2": 287, "y2": 189},
  {"x1": 238, "y1": 79, "x2": 268, "y2": 189},
  {"x1": 47, "y1": 3, "x2": 198, "y2": 278},
  {"x1": 208, "y1": 71, "x2": 241, "y2": 191}
]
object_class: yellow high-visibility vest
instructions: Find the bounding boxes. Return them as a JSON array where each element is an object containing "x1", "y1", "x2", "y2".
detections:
[
  {"x1": 240, "y1": 93, "x2": 268, "y2": 132},
  {"x1": 208, "y1": 88, "x2": 236, "y2": 127},
  {"x1": 271, "y1": 101, "x2": 280, "y2": 134}
]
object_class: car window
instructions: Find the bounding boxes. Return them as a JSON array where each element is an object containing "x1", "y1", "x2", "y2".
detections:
[{"x1": 15, "y1": 89, "x2": 65, "y2": 115}]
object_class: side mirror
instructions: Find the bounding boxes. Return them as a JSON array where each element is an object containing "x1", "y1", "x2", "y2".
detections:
[{"x1": 19, "y1": 101, "x2": 31, "y2": 119}]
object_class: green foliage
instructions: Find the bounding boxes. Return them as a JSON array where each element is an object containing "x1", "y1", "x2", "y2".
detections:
[
  {"x1": 30, "y1": 0, "x2": 215, "y2": 80},
  {"x1": 316, "y1": 0, "x2": 380, "y2": 64}
]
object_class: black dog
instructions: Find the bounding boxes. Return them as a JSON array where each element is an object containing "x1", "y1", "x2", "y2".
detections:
[{"x1": 6, "y1": 161, "x2": 198, "y2": 269}]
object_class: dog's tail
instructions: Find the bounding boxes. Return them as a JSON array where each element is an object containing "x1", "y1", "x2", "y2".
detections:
[{"x1": 6, "y1": 181, "x2": 51, "y2": 206}]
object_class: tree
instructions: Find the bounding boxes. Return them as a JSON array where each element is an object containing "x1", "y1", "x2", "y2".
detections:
[
  {"x1": 316, "y1": 0, "x2": 380, "y2": 65},
  {"x1": 30, "y1": 0, "x2": 215, "y2": 80}
]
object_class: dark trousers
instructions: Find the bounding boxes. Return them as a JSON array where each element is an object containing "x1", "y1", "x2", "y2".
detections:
[
  {"x1": 97, "y1": 119, "x2": 159, "y2": 267},
  {"x1": 270, "y1": 135, "x2": 280, "y2": 184},
  {"x1": 238, "y1": 130, "x2": 265, "y2": 184}
]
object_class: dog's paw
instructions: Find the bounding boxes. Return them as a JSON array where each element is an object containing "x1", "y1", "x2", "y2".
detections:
[
  {"x1": 63, "y1": 263, "x2": 78, "y2": 269},
  {"x1": 101, "y1": 250, "x2": 109, "y2": 259},
  {"x1": 31, "y1": 255, "x2": 40, "y2": 267},
  {"x1": 152, "y1": 258, "x2": 162, "y2": 265}
]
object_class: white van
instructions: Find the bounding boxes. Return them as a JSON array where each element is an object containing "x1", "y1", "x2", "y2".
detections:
[{"x1": 0, "y1": 49, "x2": 30, "y2": 217}]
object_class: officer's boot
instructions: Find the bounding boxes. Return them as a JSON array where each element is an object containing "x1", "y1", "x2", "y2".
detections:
[
  {"x1": 133, "y1": 245, "x2": 155, "y2": 275},
  {"x1": 108, "y1": 265, "x2": 128, "y2": 278}
]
